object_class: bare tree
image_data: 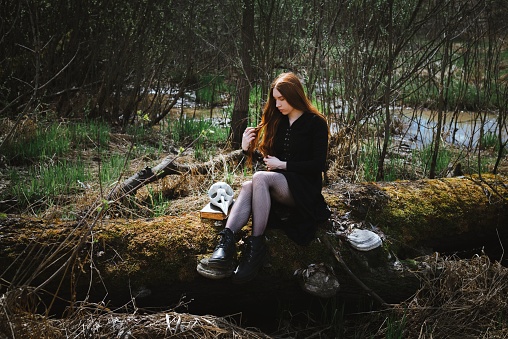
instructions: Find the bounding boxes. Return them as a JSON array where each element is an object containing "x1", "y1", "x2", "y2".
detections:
[{"x1": 230, "y1": 0, "x2": 255, "y2": 148}]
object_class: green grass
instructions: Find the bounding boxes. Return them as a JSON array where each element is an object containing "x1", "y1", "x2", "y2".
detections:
[
  {"x1": 2, "y1": 121, "x2": 111, "y2": 165},
  {"x1": 400, "y1": 63, "x2": 507, "y2": 112},
  {"x1": 0, "y1": 116, "x2": 231, "y2": 212},
  {"x1": 146, "y1": 187, "x2": 171, "y2": 217},
  {"x1": 3, "y1": 124, "x2": 71, "y2": 164},
  {"x1": 69, "y1": 121, "x2": 110, "y2": 149},
  {"x1": 359, "y1": 141, "x2": 380, "y2": 181},
  {"x1": 7, "y1": 158, "x2": 89, "y2": 203},
  {"x1": 3, "y1": 153, "x2": 131, "y2": 211},
  {"x1": 359, "y1": 138, "x2": 466, "y2": 180},
  {"x1": 166, "y1": 117, "x2": 229, "y2": 161},
  {"x1": 385, "y1": 313, "x2": 407, "y2": 339},
  {"x1": 1, "y1": 120, "x2": 127, "y2": 210},
  {"x1": 480, "y1": 131, "x2": 498, "y2": 150},
  {"x1": 97, "y1": 154, "x2": 130, "y2": 184},
  {"x1": 359, "y1": 141, "x2": 402, "y2": 181},
  {"x1": 414, "y1": 144, "x2": 452, "y2": 177}
]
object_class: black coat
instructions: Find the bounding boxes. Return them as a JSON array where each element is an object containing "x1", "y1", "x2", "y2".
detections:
[{"x1": 266, "y1": 111, "x2": 331, "y2": 245}]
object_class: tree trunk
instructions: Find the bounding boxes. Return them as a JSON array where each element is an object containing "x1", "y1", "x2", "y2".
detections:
[
  {"x1": 229, "y1": 0, "x2": 254, "y2": 149},
  {"x1": 1, "y1": 175, "x2": 506, "y2": 316},
  {"x1": 376, "y1": 0, "x2": 394, "y2": 181},
  {"x1": 430, "y1": 36, "x2": 449, "y2": 179}
]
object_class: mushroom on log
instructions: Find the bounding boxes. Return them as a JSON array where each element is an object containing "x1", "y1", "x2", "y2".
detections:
[{"x1": 0, "y1": 175, "x2": 506, "y2": 316}]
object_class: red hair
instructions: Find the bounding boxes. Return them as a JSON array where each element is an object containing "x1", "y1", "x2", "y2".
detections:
[{"x1": 246, "y1": 72, "x2": 327, "y2": 164}]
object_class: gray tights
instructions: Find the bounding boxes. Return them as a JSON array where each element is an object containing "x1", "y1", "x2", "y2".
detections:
[{"x1": 225, "y1": 171, "x2": 295, "y2": 236}]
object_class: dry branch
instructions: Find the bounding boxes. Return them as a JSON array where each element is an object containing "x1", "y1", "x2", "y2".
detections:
[
  {"x1": 107, "y1": 149, "x2": 243, "y2": 200},
  {"x1": 0, "y1": 297, "x2": 272, "y2": 339}
]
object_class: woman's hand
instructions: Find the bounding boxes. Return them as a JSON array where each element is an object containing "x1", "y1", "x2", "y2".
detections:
[
  {"x1": 242, "y1": 127, "x2": 257, "y2": 151},
  {"x1": 264, "y1": 155, "x2": 286, "y2": 171}
]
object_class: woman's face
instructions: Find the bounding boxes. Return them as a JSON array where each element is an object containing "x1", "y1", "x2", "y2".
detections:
[{"x1": 273, "y1": 88, "x2": 299, "y2": 116}]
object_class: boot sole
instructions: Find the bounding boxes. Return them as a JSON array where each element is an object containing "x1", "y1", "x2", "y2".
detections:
[
  {"x1": 207, "y1": 258, "x2": 236, "y2": 270},
  {"x1": 197, "y1": 262, "x2": 234, "y2": 279},
  {"x1": 197, "y1": 257, "x2": 235, "y2": 279}
]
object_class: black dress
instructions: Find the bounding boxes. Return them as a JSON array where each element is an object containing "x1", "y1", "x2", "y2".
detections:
[{"x1": 265, "y1": 111, "x2": 331, "y2": 245}]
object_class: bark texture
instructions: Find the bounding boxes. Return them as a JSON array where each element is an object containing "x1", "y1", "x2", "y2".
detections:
[{"x1": 0, "y1": 175, "x2": 506, "y2": 313}]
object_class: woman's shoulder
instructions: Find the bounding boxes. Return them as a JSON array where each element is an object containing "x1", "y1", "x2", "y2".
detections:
[
  {"x1": 303, "y1": 111, "x2": 328, "y2": 128},
  {"x1": 302, "y1": 111, "x2": 325, "y2": 120}
]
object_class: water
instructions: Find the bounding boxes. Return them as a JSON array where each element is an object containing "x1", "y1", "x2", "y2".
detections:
[
  {"x1": 164, "y1": 90, "x2": 506, "y2": 151},
  {"x1": 398, "y1": 109, "x2": 504, "y2": 149}
]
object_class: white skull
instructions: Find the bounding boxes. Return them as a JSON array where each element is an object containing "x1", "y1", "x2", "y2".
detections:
[{"x1": 208, "y1": 182, "x2": 234, "y2": 215}]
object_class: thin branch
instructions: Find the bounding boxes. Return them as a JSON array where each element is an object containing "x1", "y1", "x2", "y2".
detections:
[{"x1": 323, "y1": 235, "x2": 389, "y2": 308}]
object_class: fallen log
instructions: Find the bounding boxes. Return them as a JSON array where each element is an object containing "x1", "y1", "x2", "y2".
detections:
[
  {"x1": 327, "y1": 174, "x2": 508, "y2": 257},
  {"x1": 107, "y1": 149, "x2": 243, "y2": 200},
  {"x1": 0, "y1": 175, "x2": 507, "y2": 320}
]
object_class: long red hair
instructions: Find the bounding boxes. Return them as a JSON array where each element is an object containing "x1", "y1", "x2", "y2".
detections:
[{"x1": 246, "y1": 72, "x2": 327, "y2": 163}]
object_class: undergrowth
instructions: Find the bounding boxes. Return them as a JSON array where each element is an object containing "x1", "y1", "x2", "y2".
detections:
[{"x1": 0, "y1": 115, "x2": 231, "y2": 215}]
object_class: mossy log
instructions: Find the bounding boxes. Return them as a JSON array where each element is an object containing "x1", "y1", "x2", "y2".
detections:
[
  {"x1": 0, "y1": 175, "x2": 507, "y2": 317},
  {"x1": 328, "y1": 174, "x2": 508, "y2": 256}
]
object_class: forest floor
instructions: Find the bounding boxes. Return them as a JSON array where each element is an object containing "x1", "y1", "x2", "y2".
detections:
[{"x1": 1, "y1": 117, "x2": 508, "y2": 338}]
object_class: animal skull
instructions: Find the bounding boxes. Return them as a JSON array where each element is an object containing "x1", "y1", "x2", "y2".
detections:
[{"x1": 208, "y1": 182, "x2": 234, "y2": 215}]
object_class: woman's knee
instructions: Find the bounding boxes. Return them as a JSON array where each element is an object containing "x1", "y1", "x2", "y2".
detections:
[
  {"x1": 252, "y1": 171, "x2": 283, "y2": 187},
  {"x1": 252, "y1": 171, "x2": 270, "y2": 184},
  {"x1": 240, "y1": 180, "x2": 253, "y2": 192}
]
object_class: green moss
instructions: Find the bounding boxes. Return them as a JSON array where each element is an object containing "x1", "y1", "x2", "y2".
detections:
[
  {"x1": 368, "y1": 175, "x2": 508, "y2": 255},
  {"x1": 2, "y1": 174, "x2": 506, "y2": 300},
  {"x1": 90, "y1": 215, "x2": 219, "y2": 288}
]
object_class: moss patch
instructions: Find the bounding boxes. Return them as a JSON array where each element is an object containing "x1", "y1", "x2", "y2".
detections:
[
  {"x1": 93, "y1": 214, "x2": 218, "y2": 287},
  {"x1": 369, "y1": 175, "x2": 508, "y2": 253}
]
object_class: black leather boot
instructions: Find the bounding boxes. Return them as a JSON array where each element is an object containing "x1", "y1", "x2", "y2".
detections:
[
  {"x1": 232, "y1": 235, "x2": 267, "y2": 284},
  {"x1": 208, "y1": 228, "x2": 236, "y2": 269}
]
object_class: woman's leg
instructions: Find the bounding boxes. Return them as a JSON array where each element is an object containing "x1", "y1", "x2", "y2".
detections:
[
  {"x1": 225, "y1": 172, "x2": 294, "y2": 235},
  {"x1": 208, "y1": 181, "x2": 253, "y2": 269},
  {"x1": 251, "y1": 171, "x2": 295, "y2": 236},
  {"x1": 224, "y1": 180, "x2": 253, "y2": 233},
  {"x1": 231, "y1": 171, "x2": 294, "y2": 283}
]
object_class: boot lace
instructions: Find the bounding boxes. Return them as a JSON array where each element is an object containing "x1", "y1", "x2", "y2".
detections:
[
  {"x1": 241, "y1": 242, "x2": 254, "y2": 262},
  {"x1": 215, "y1": 230, "x2": 233, "y2": 250}
]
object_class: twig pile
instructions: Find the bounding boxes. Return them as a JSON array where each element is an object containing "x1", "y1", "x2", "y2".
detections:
[
  {"x1": 0, "y1": 298, "x2": 271, "y2": 338},
  {"x1": 2, "y1": 254, "x2": 508, "y2": 338},
  {"x1": 400, "y1": 254, "x2": 508, "y2": 338}
]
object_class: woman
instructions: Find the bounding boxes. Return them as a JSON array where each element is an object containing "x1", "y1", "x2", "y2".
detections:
[{"x1": 207, "y1": 72, "x2": 330, "y2": 283}]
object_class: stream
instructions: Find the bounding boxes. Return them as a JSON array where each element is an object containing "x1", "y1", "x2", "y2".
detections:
[
  {"x1": 397, "y1": 108, "x2": 505, "y2": 149},
  {"x1": 169, "y1": 94, "x2": 506, "y2": 152}
]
